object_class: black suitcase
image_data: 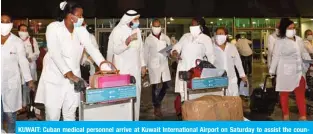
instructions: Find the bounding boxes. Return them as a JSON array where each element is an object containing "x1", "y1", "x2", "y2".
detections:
[
  {"x1": 250, "y1": 75, "x2": 279, "y2": 115},
  {"x1": 306, "y1": 75, "x2": 313, "y2": 101}
]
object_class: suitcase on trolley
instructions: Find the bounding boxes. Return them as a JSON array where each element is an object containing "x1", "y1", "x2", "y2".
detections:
[{"x1": 250, "y1": 75, "x2": 279, "y2": 115}]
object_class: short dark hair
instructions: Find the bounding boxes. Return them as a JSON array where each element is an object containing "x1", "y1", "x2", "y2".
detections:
[
  {"x1": 304, "y1": 29, "x2": 312, "y2": 38},
  {"x1": 56, "y1": 1, "x2": 83, "y2": 21},
  {"x1": 18, "y1": 24, "x2": 28, "y2": 31},
  {"x1": 152, "y1": 19, "x2": 160, "y2": 24},
  {"x1": 1, "y1": 13, "x2": 12, "y2": 22},
  {"x1": 235, "y1": 34, "x2": 241, "y2": 40},
  {"x1": 215, "y1": 27, "x2": 228, "y2": 35},
  {"x1": 278, "y1": 18, "x2": 294, "y2": 38}
]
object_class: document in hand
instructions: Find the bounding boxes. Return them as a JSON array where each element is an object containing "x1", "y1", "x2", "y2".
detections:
[
  {"x1": 158, "y1": 45, "x2": 173, "y2": 57},
  {"x1": 303, "y1": 60, "x2": 313, "y2": 64}
]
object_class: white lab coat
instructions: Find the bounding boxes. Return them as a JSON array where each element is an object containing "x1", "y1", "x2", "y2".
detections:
[
  {"x1": 304, "y1": 39, "x2": 313, "y2": 54},
  {"x1": 1, "y1": 33, "x2": 32, "y2": 112},
  {"x1": 35, "y1": 21, "x2": 109, "y2": 111},
  {"x1": 144, "y1": 33, "x2": 171, "y2": 84},
  {"x1": 172, "y1": 33, "x2": 215, "y2": 99},
  {"x1": 21, "y1": 37, "x2": 40, "y2": 82},
  {"x1": 81, "y1": 34, "x2": 99, "y2": 75},
  {"x1": 107, "y1": 13, "x2": 145, "y2": 121},
  {"x1": 214, "y1": 43, "x2": 246, "y2": 96},
  {"x1": 269, "y1": 36, "x2": 311, "y2": 92},
  {"x1": 267, "y1": 32, "x2": 279, "y2": 69}
]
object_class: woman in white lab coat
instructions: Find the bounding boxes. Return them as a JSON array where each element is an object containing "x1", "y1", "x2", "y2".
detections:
[
  {"x1": 1, "y1": 14, "x2": 35, "y2": 133},
  {"x1": 144, "y1": 19, "x2": 171, "y2": 117},
  {"x1": 106, "y1": 10, "x2": 146, "y2": 121},
  {"x1": 213, "y1": 27, "x2": 247, "y2": 96},
  {"x1": 17, "y1": 24, "x2": 40, "y2": 112},
  {"x1": 34, "y1": 1, "x2": 111, "y2": 121},
  {"x1": 171, "y1": 18, "x2": 215, "y2": 101},
  {"x1": 303, "y1": 29, "x2": 313, "y2": 54},
  {"x1": 269, "y1": 18, "x2": 311, "y2": 120}
]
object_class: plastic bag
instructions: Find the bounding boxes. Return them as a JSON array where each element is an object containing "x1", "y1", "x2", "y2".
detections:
[{"x1": 239, "y1": 81, "x2": 249, "y2": 96}]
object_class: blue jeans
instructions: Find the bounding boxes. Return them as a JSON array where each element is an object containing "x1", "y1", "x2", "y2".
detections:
[
  {"x1": 152, "y1": 82, "x2": 169, "y2": 108},
  {"x1": 1, "y1": 100, "x2": 17, "y2": 133}
]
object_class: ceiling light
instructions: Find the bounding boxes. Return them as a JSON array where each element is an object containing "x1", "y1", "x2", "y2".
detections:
[
  {"x1": 210, "y1": 22, "x2": 213, "y2": 24},
  {"x1": 311, "y1": 19, "x2": 313, "y2": 21},
  {"x1": 170, "y1": 17, "x2": 174, "y2": 21},
  {"x1": 38, "y1": 22, "x2": 42, "y2": 25},
  {"x1": 167, "y1": 22, "x2": 171, "y2": 24},
  {"x1": 265, "y1": 19, "x2": 269, "y2": 21},
  {"x1": 219, "y1": 19, "x2": 222, "y2": 21}
]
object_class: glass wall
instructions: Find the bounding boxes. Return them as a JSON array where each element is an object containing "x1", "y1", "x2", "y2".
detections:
[
  {"x1": 301, "y1": 18, "x2": 313, "y2": 37},
  {"x1": 10, "y1": 17, "x2": 313, "y2": 49}
]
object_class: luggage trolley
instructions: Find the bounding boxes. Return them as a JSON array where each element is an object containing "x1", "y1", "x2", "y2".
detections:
[
  {"x1": 183, "y1": 77, "x2": 250, "y2": 121},
  {"x1": 184, "y1": 76, "x2": 229, "y2": 101},
  {"x1": 79, "y1": 85, "x2": 136, "y2": 121}
]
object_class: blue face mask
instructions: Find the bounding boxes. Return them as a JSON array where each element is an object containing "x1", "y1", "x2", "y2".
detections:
[
  {"x1": 74, "y1": 17, "x2": 84, "y2": 28},
  {"x1": 131, "y1": 22, "x2": 140, "y2": 29}
]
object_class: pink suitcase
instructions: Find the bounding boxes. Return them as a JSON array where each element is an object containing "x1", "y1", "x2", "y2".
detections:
[{"x1": 89, "y1": 61, "x2": 130, "y2": 88}]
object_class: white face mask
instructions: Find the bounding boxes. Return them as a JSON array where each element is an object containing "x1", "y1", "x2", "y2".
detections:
[
  {"x1": 190, "y1": 26, "x2": 201, "y2": 37},
  {"x1": 286, "y1": 29, "x2": 296, "y2": 38},
  {"x1": 307, "y1": 35, "x2": 313, "y2": 41},
  {"x1": 18, "y1": 31, "x2": 29, "y2": 40},
  {"x1": 73, "y1": 17, "x2": 84, "y2": 28},
  {"x1": 215, "y1": 35, "x2": 227, "y2": 46},
  {"x1": 151, "y1": 27, "x2": 161, "y2": 35},
  {"x1": 1, "y1": 23, "x2": 13, "y2": 36}
]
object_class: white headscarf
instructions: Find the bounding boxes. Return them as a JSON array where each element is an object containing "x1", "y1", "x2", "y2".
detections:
[
  {"x1": 106, "y1": 10, "x2": 140, "y2": 62},
  {"x1": 116, "y1": 10, "x2": 140, "y2": 26}
]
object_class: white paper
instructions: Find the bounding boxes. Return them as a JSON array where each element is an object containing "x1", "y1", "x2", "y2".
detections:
[
  {"x1": 239, "y1": 81, "x2": 249, "y2": 96},
  {"x1": 200, "y1": 68, "x2": 226, "y2": 78},
  {"x1": 158, "y1": 45, "x2": 173, "y2": 57}
]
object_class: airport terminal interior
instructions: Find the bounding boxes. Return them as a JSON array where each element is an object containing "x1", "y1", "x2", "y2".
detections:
[{"x1": 10, "y1": 17, "x2": 313, "y2": 121}]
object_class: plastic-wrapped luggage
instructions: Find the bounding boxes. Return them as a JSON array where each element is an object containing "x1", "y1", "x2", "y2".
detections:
[{"x1": 182, "y1": 95, "x2": 243, "y2": 120}]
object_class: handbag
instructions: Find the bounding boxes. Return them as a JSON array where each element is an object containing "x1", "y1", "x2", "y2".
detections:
[{"x1": 89, "y1": 61, "x2": 135, "y2": 89}]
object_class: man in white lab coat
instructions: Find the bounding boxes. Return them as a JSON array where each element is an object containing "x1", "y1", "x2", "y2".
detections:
[
  {"x1": 18, "y1": 24, "x2": 40, "y2": 112},
  {"x1": 144, "y1": 19, "x2": 171, "y2": 117},
  {"x1": 80, "y1": 23, "x2": 99, "y2": 81},
  {"x1": 267, "y1": 22, "x2": 280, "y2": 69},
  {"x1": 107, "y1": 10, "x2": 146, "y2": 121},
  {"x1": 35, "y1": 1, "x2": 111, "y2": 121},
  {"x1": 171, "y1": 18, "x2": 215, "y2": 101},
  {"x1": 1, "y1": 14, "x2": 35, "y2": 133}
]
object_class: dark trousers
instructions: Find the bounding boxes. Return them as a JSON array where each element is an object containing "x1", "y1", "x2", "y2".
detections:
[
  {"x1": 80, "y1": 65, "x2": 90, "y2": 82},
  {"x1": 152, "y1": 82, "x2": 169, "y2": 108},
  {"x1": 235, "y1": 66, "x2": 241, "y2": 87},
  {"x1": 240, "y1": 55, "x2": 252, "y2": 75}
]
